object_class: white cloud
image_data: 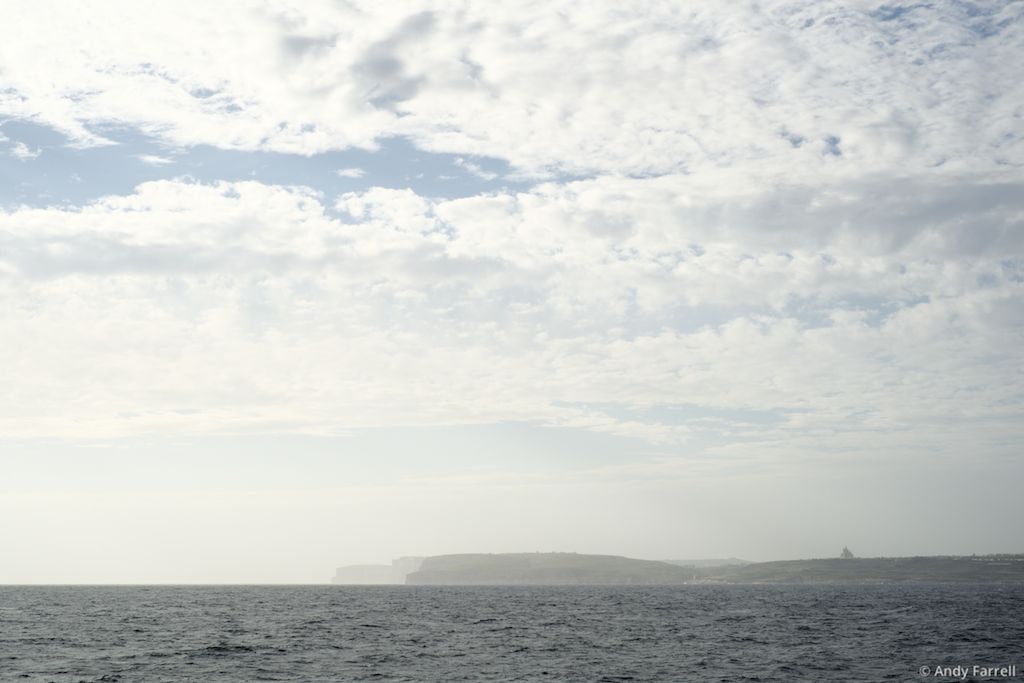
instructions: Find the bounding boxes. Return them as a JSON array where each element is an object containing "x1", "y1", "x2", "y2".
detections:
[
  {"x1": 0, "y1": 0, "x2": 1021, "y2": 467},
  {"x1": 454, "y1": 157, "x2": 498, "y2": 181},
  {"x1": 0, "y1": 177, "x2": 1020, "y2": 462},
  {"x1": 0, "y1": 1, "x2": 1020, "y2": 179},
  {"x1": 137, "y1": 153, "x2": 174, "y2": 166},
  {"x1": 9, "y1": 141, "x2": 40, "y2": 160},
  {"x1": 335, "y1": 167, "x2": 366, "y2": 178}
]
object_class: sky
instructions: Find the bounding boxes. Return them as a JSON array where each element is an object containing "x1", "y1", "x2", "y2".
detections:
[{"x1": 1, "y1": 0, "x2": 1022, "y2": 583}]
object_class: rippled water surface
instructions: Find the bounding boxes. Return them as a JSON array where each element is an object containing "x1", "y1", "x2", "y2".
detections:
[{"x1": 1, "y1": 584, "x2": 1021, "y2": 681}]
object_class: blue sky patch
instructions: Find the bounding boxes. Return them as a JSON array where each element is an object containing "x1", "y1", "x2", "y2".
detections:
[{"x1": 0, "y1": 119, "x2": 533, "y2": 210}]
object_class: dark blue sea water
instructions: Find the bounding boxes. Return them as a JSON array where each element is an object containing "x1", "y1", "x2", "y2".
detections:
[{"x1": 1, "y1": 584, "x2": 1021, "y2": 682}]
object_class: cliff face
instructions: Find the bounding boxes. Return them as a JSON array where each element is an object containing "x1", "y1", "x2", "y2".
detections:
[
  {"x1": 404, "y1": 553, "x2": 693, "y2": 585},
  {"x1": 332, "y1": 556, "x2": 424, "y2": 585}
]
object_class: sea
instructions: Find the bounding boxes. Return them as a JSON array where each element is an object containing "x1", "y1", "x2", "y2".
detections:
[{"x1": 0, "y1": 584, "x2": 1021, "y2": 682}]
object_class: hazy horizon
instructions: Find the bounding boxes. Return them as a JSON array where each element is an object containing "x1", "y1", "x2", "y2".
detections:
[
  {"x1": 11, "y1": 549, "x2": 1024, "y2": 586},
  {"x1": 3, "y1": 1, "x2": 1023, "y2": 584}
]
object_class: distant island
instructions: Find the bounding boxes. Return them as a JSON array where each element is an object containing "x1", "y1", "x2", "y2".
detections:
[
  {"x1": 332, "y1": 552, "x2": 1024, "y2": 585},
  {"x1": 698, "y1": 554, "x2": 1024, "y2": 584},
  {"x1": 408, "y1": 553, "x2": 697, "y2": 585}
]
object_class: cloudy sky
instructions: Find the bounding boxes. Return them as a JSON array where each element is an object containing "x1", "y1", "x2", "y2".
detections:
[{"x1": 2, "y1": 1, "x2": 1022, "y2": 583}]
